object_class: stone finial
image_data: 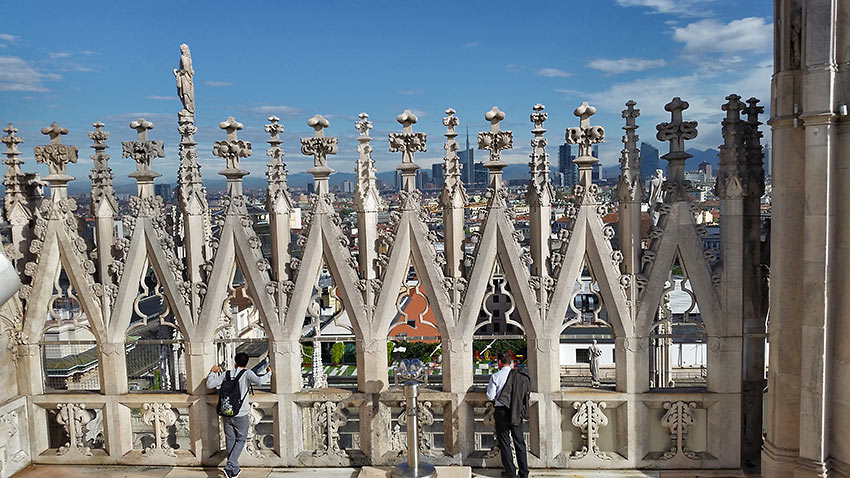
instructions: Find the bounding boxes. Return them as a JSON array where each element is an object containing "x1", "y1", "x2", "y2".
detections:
[
  {"x1": 440, "y1": 107, "x2": 468, "y2": 209},
  {"x1": 443, "y1": 108, "x2": 459, "y2": 134},
  {"x1": 478, "y1": 106, "x2": 513, "y2": 163},
  {"x1": 721, "y1": 94, "x2": 745, "y2": 123},
  {"x1": 656, "y1": 97, "x2": 697, "y2": 157},
  {"x1": 743, "y1": 97, "x2": 764, "y2": 124},
  {"x1": 396, "y1": 109, "x2": 418, "y2": 133},
  {"x1": 130, "y1": 118, "x2": 154, "y2": 140},
  {"x1": 354, "y1": 112, "x2": 380, "y2": 213},
  {"x1": 307, "y1": 114, "x2": 331, "y2": 137},
  {"x1": 35, "y1": 122, "x2": 78, "y2": 183},
  {"x1": 42, "y1": 122, "x2": 69, "y2": 144},
  {"x1": 89, "y1": 122, "x2": 117, "y2": 214},
  {"x1": 213, "y1": 117, "x2": 252, "y2": 172},
  {"x1": 389, "y1": 109, "x2": 426, "y2": 168},
  {"x1": 355, "y1": 112, "x2": 372, "y2": 137},
  {"x1": 2, "y1": 123, "x2": 27, "y2": 217},
  {"x1": 618, "y1": 100, "x2": 642, "y2": 200},
  {"x1": 122, "y1": 118, "x2": 163, "y2": 181},
  {"x1": 566, "y1": 102, "x2": 605, "y2": 161},
  {"x1": 527, "y1": 104, "x2": 551, "y2": 207},
  {"x1": 300, "y1": 115, "x2": 338, "y2": 182}
]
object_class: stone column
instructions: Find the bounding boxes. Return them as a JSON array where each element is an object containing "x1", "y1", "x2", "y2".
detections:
[
  {"x1": 1, "y1": 124, "x2": 32, "y2": 274},
  {"x1": 88, "y1": 122, "x2": 118, "y2": 319}
]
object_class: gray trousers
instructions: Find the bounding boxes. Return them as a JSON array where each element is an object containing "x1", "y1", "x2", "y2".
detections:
[{"x1": 223, "y1": 414, "x2": 250, "y2": 475}]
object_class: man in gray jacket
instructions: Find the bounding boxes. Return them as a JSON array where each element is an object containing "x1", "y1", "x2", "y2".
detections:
[{"x1": 207, "y1": 352, "x2": 271, "y2": 478}]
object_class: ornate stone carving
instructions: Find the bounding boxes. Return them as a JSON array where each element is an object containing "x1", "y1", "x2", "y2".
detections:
[
  {"x1": 88, "y1": 122, "x2": 118, "y2": 214},
  {"x1": 2, "y1": 123, "x2": 28, "y2": 224},
  {"x1": 389, "y1": 109, "x2": 426, "y2": 196},
  {"x1": 440, "y1": 108, "x2": 469, "y2": 209},
  {"x1": 122, "y1": 119, "x2": 164, "y2": 182},
  {"x1": 397, "y1": 399, "x2": 435, "y2": 453},
  {"x1": 141, "y1": 402, "x2": 179, "y2": 457},
  {"x1": 570, "y1": 400, "x2": 611, "y2": 460},
  {"x1": 478, "y1": 107, "x2": 513, "y2": 164},
  {"x1": 214, "y1": 117, "x2": 252, "y2": 173},
  {"x1": 353, "y1": 112, "x2": 381, "y2": 213},
  {"x1": 55, "y1": 403, "x2": 94, "y2": 456},
  {"x1": 174, "y1": 43, "x2": 194, "y2": 115},
  {"x1": 301, "y1": 115, "x2": 338, "y2": 170},
  {"x1": 656, "y1": 97, "x2": 698, "y2": 202},
  {"x1": 35, "y1": 123, "x2": 78, "y2": 184},
  {"x1": 311, "y1": 400, "x2": 348, "y2": 458},
  {"x1": 527, "y1": 104, "x2": 553, "y2": 207},
  {"x1": 617, "y1": 100, "x2": 643, "y2": 202},
  {"x1": 659, "y1": 400, "x2": 700, "y2": 460}
]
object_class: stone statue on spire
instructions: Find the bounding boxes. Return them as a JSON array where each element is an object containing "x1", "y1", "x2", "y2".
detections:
[{"x1": 174, "y1": 43, "x2": 194, "y2": 115}]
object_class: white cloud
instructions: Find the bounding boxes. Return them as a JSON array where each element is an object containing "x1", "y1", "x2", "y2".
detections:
[
  {"x1": 0, "y1": 56, "x2": 60, "y2": 92},
  {"x1": 204, "y1": 81, "x2": 233, "y2": 87},
  {"x1": 537, "y1": 68, "x2": 571, "y2": 78},
  {"x1": 0, "y1": 33, "x2": 20, "y2": 43},
  {"x1": 248, "y1": 105, "x2": 301, "y2": 116},
  {"x1": 587, "y1": 57, "x2": 666, "y2": 74},
  {"x1": 615, "y1": 0, "x2": 714, "y2": 17},
  {"x1": 49, "y1": 52, "x2": 71, "y2": 59},
  {"x1": 463, "y1": 42, "x2": 479, "y2": 48},
  {"x1": 673, "y1": 17, "x2": 772, "y2": 53},
  {"x1": 146, "y1": 95, "x2": 174, "y2": 100},
  {"x1": 0, "y1": 45, "x2": 6, "y2": 49},
  {"x1": 506, "y1": 64, "x2": 520, "y2": 73}
]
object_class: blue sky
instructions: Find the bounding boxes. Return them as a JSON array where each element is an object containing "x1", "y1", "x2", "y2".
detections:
[{"x1": 0, "y1": 0, "x2": 773, "y2": 187}]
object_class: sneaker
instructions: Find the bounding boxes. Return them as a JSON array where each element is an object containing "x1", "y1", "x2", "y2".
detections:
[{"x1": 221, "y1": 470, "x2": 230, "y2": 478}]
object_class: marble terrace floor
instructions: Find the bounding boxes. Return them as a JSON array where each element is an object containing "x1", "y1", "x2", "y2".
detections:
[{"x1": 12, "y1": 465, "x2": 760, "y2": 478}]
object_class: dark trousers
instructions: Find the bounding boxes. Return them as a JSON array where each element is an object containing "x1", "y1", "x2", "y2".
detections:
[{"x1": 494, "y1": 406, "x2": 528, "y2": 478}]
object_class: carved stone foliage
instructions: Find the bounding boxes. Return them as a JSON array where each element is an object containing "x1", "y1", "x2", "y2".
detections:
[
  {"x1": 396, "y1": 399, "x2": 435, "y2": 454},
  {"x1": 245, "y1": 403, "x2": 273, "y2": 458},
  {"x1": 660, "y1": 401, "x2": 700, "y2": 460},
  {"x1": 214, "y1": 117, "x2": 252, "y2": 171},
  {"x1": 570, "y1": 400, "x2": 611, "y2": 461},
  {"x1": 311, "y1": 400, "x2": 348, "y2": 458},
  {"x1": 141, "y1": 402, "x2": 179, "y2": 457},
  {"x1": 301, "y1": 115, "x2": 338, "y2": 169},
  {"x1": 389, "y1": 109, "x2": 426, "y2": 170},
  {"x1": 54, "y1": 403, "x2": 95, "y2": 457},
  {"x1": 478, "y1": 107, "x2": 513, "y2": 165},
  {"x1": 34, "y1": 123, "x2": 78, "y2": 179},
  {"x1": 566, "y1": 102, "x2": 605, "y2": 161},
  {"x1": 122, "y1": 119, "x2": 164, "y2": 177}
]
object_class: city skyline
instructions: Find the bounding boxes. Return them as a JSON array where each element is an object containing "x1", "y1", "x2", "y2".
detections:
[{"x1": 0, "y1": 1, "x2": 772, "y2": 187}]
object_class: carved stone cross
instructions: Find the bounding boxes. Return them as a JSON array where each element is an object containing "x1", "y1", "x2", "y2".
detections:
[
  {"x1": 743, "y1": 97, "x2": 764, "y2": 124},
  {"x1": 656, "y1": 97, "x2": 697, "y2": 157},
  {"x1": 2, "y1": 123, "x2": 23, "y2": 151},
  {"x1": 389, "y1": 109, "x2": 426, "y2": 167},
  {"x1": 35, "y1": 122, "x2": 78, "y2": 180},
  {"x1": 213, "y1": 117, "x2": 252, "y2": 171},
  {"x1": 478, "y1": 106, "x2": 513, "y2": 163},
  {"x1": 566, "y1": 102, "x2": 605, "y2": 161},
  {"x1": 122, "y1": 118, "x2": 163, "y2": 180},
  {"x1": 300, "y1": 114, "x2": 338, "y2": 170}
]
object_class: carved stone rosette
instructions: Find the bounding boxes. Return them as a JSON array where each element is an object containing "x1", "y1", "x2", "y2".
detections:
[
  {"x1": 570, "y1": 400, "x2": 611, "y2": 461},
  {"x1": 55, "y1": 403, "x2": 95, "y2": 457},
  {"x1": 245, "y1": 402, "x2": 271, "y2": 458},
  {"x1": 311, "y1": 400, "x2": 348, "y2": 458},
  {"x1": 660, "y1": 400, "x2": 700, "y2": 460},
  {"x1": 141, "y1": 402, "x2": 179, "y2": 457}
]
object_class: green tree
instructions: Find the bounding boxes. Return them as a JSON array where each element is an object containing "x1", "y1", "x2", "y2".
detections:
[{"x1": 330, "y1": 342, "x2": 345, "y2": 365}]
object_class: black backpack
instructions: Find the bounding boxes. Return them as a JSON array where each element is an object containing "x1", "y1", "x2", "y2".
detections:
[{"x1": 216, "y1": 370, "x2": 248, "y2": 417}]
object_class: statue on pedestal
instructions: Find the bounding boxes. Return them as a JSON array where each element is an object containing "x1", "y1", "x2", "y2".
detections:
[
  {"x1": 174, "y1": 43, "x2": 194, "y2": 115},
  {"x1": 588, "y1": 340, "x2": 602, "y2": 388},
  {"x1": 648, "y1": 169, "x2": 666, "y2": 225}
]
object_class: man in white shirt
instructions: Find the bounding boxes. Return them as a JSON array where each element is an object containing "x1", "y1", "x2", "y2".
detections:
[
  {"x1": 486, "y1": 352, "x2": 529, "y2": 478},
  {"x1": 207, "y1": 352, "x2": 271, "y2": 478}
]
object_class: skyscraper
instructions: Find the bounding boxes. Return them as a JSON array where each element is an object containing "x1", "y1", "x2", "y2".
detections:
[
  {"x1": 458, "y1": 126, "x2": 475, "y2": 184},
  {"x1": 591, "y1": 145, "x2": 602, "y2": 181},
  {"x1": 432, "y1": 162, "x2": 444, "y2": 189},
  {"x1": 558, "y1": 143, "x2": 578, "y2": 187},
  {"x1": 640, "y1": 142, "x2": 660, "y2": 180}
]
